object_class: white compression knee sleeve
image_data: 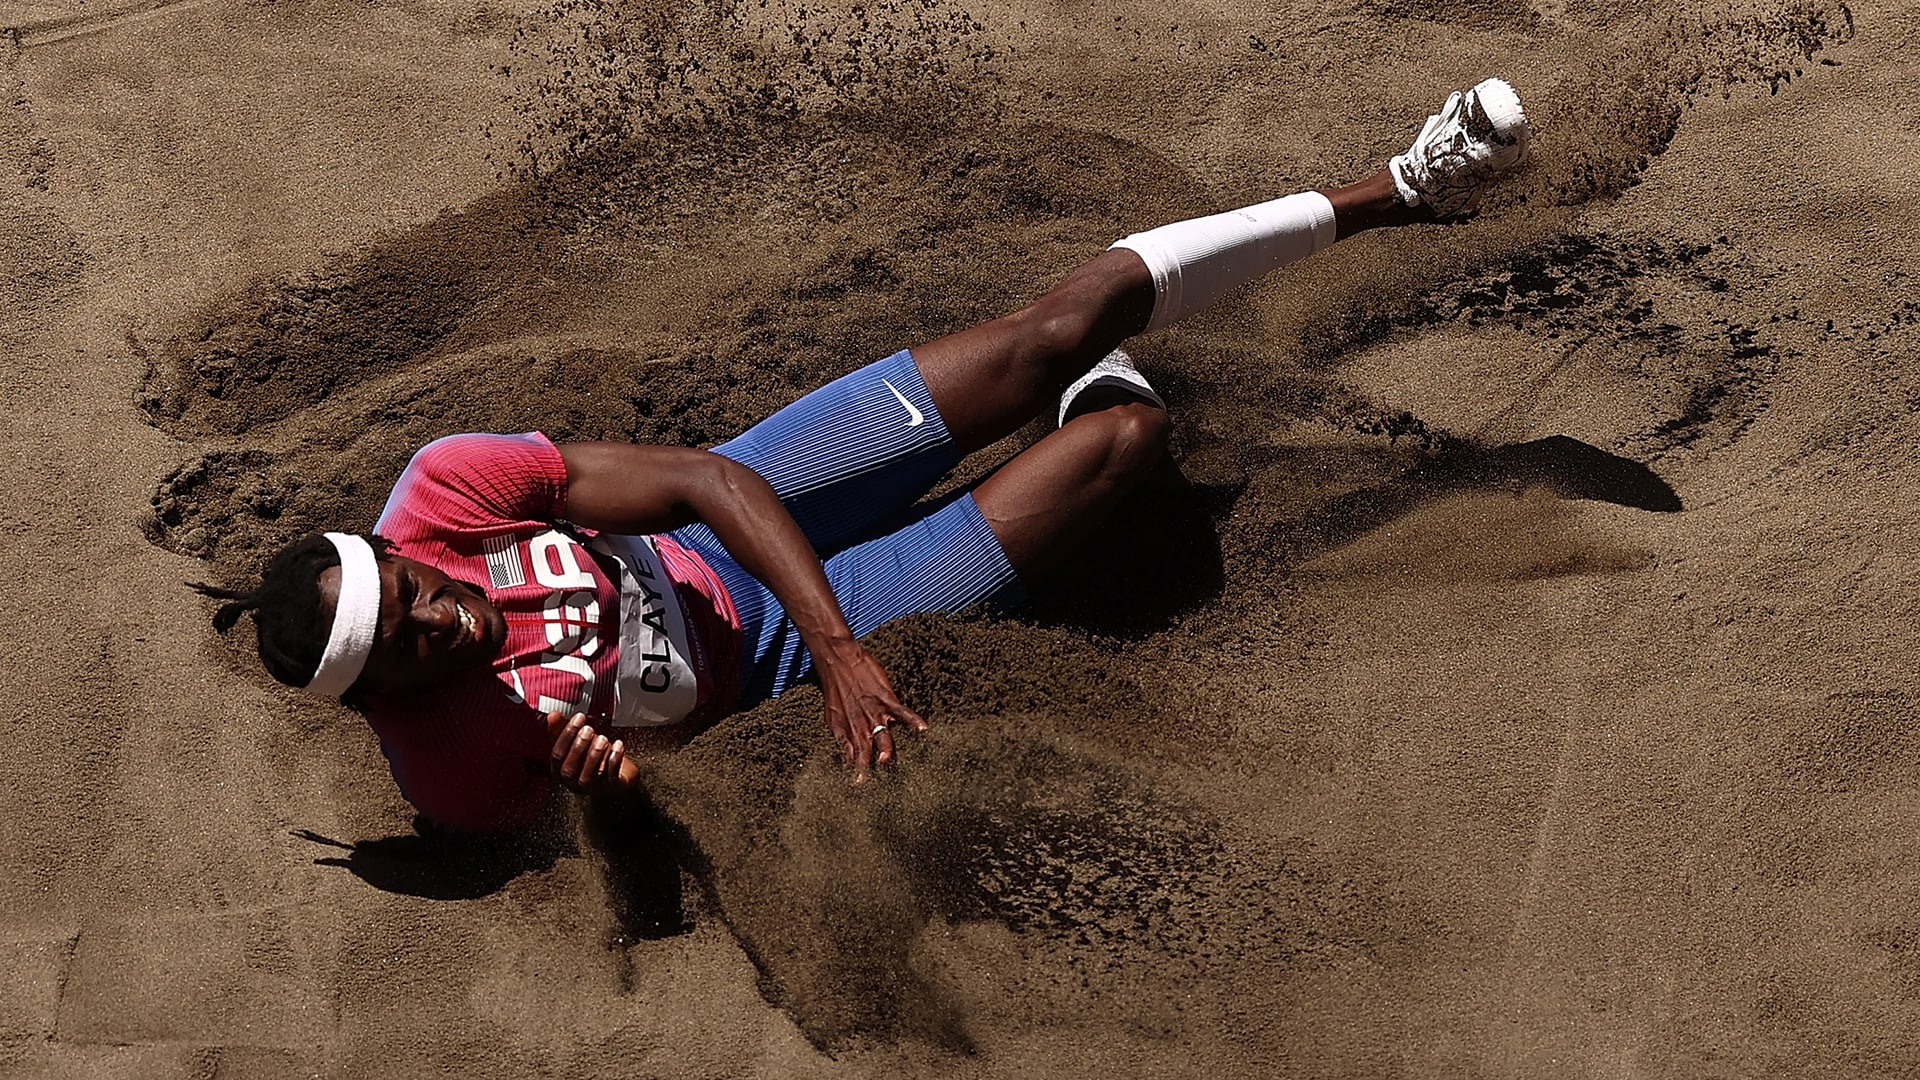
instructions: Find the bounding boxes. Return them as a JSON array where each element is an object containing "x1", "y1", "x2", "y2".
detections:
[{"x1": 1111, "y1": 191, "x2": 1338, "y2": 331}]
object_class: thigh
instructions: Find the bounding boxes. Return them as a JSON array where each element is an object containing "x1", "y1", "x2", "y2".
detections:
[
  {"x1": 911, "y1": 249, "x2": 1153, "y2": 452},
  {"x1": 704, "y1": 348, "x2": 962, "y2": 555},
  {"x1": 824, "y1": 491, "x2": 1025, "y2": 638}
]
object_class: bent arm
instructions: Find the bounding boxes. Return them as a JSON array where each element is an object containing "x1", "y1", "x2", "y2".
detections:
[
  {"x1": 558, "y1": 443, "x2": 853, "y2": 651},
  {"x1": 556, "y1": 443, "x2": 924, "y2": 773}
]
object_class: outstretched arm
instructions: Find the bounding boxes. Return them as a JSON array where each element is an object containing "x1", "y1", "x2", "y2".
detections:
[{"x1": 556, "y1": 442, "x2": 926, "y2": 777}]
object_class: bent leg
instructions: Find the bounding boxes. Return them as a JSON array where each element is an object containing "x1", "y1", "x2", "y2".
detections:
[
  {"x1": 714, "y1": 396, "x2": 1170, "y2": 704},
  {"x1": 971, "y1": 395, "x2": 1173, "y2": 586},
  {"x1": 916, "y1": 167, "x2": 1420, "y2": 454},
  {"x1": 727, "y1": 488, "x2": 1025, "y2": 704}
]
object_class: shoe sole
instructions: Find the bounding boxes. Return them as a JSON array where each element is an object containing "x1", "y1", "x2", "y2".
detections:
[{"x1": 1471, "y1": 77, "x2": 1531, "y2": 151}]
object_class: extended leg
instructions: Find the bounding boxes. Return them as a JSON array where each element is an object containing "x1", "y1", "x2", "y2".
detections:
[
  {"x1": 916, "y1": 167, "x2": 1425, "y2": 453},
  {"x1": 916, "y1": 76, "x2": 1531, "y2": 451}
]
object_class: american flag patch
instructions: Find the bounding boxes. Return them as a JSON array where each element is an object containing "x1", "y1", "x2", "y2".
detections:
[{"x1": 484, "y1": 535, "x2": 526, "y2": 589}]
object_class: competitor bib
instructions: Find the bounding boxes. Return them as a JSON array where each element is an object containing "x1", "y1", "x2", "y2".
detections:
[{"x1": 591, "y1": 534, "x2": 700, "y2": 727}]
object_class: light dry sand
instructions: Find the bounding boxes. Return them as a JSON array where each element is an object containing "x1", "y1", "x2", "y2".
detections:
[{"x1": 3, "y1": 0, "x2": 1915, "y2": 1075}]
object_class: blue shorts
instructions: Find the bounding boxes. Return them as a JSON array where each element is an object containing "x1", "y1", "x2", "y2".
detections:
[{"x1": 668, "y1": 349, "x2": 1023, "y2": 705}]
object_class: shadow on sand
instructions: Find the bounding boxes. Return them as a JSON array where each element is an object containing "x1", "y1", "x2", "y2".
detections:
[
  {"x1": 1426, "y1": 435, "x2": 1682, "y2": 512},
  {"x1": 1041, "y1": 433, "x2": 1678, "y2": 632},
  {"x1": 1269, "y1": 434, "x2": 1681, "y2": 567},
  {"x1": 294, "y1": 818, "x2": 570, "y2": 902},
  {"x1": 295, "y1": 791, "x2": 696, "y2": 942}
]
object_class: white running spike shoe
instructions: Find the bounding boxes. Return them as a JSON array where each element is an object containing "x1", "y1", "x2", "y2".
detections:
[
  {"x1": 1059, "y1": 349, "x2": 1164, "y2": 427},
  {"x1": 1388, "y1": 78, "x2": 1531, "y2": 219}
]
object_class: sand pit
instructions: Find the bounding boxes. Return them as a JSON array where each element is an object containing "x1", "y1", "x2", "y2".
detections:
[{"x1": 5, "y1": 0, "x2": 1917, "y2": 1074}]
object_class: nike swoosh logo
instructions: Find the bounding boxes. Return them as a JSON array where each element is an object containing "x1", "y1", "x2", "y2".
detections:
[{"x1": 881, "y1": 378, "x2": 925, "y2": 427}]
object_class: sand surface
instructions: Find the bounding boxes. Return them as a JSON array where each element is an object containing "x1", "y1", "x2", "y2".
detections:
[{"x1": 2, "y1": 0, "x2": 1914, "y2": 1075}]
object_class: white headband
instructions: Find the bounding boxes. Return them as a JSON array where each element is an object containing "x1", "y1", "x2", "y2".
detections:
[{"x1": 307, "y1": 532, "x2": 381, "y2": 697}]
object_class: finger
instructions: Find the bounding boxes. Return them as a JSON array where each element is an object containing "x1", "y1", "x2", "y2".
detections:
[
  {"x1": 550, "y1": 713, "x2": 588, "y2": 773},
  {"x1": 833, "y1": 709, "x2": 859, "y2": 767},
  {"x1": 582, "y1": 734, "x2": 611, "y2": 785},
  {"x1": 603, "y1": 740, "x2": 627, "y2": 782},
  {"x1": 855, "y1": 710, "x2": 883, "y2": 773},
  {"x1": 826, "y1": 708, "x2": 853, "y2": 746},
  {"x1": 873, "y1": 724, "x2": 895, "y2": 767},
  {"x1": 562, "y1": 724, "x2": 597, "y2": 781},
  {"x1": 889, "y1": 700, "x2": 929, "y2": 733},
  {"x1": 847, "y1": 718, "x2": 872, "y2": 779}
]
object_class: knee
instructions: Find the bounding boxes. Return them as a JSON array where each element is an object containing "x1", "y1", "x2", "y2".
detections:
[
  {"x1": 1096, "y1": 401, "x2": 1171, "y2": 478},
  {"x1": 1012, "y1": 298, "x2": 1101, "y2": 370}
]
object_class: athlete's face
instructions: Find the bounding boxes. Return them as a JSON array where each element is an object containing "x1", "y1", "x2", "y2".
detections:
[{"x1": 317, "y1": 554, "x2": 508, "y2": 693}]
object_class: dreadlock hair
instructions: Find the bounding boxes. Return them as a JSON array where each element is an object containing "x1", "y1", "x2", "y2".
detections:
[{"x1": 191, "y1": 531, "x2": 395, "y2": 709}]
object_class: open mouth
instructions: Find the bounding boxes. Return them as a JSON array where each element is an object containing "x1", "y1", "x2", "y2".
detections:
[{"x1": 453, "y1": 600, "x2": 478, "y2": 649}]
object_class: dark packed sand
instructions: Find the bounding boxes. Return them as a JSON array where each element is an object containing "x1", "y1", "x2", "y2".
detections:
[{"x1": 3, "y1": 0, "x2": 1913, "y2": 1075}]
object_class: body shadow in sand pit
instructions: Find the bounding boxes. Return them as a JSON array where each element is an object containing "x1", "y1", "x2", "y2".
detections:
[
  {"x1": 294, "y1": 792, "x2": 696, "y2": 942},
  {"x1": 294, "y1": 819, "x2": 569, "y2": 902}
]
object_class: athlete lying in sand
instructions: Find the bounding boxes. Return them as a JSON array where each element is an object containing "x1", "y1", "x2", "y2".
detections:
[{"x1": 199, "y1": 80, "x2": 1530, "y2": 832}]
